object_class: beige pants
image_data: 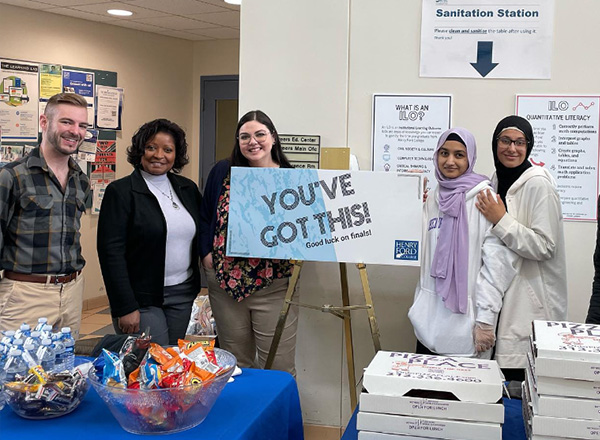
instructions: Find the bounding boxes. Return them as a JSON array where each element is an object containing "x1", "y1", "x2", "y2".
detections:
[
  {"x1": 205, "y1": 267, "x2": 298, "y2": 376},
  {"x1": 0, "y1": 275, "x2": 85, "y2": 339}
]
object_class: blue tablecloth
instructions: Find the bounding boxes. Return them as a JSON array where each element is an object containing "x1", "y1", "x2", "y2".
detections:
[
  {"x1": 0, "y1": 368, "x2": 304, "y2": 440},
  {"x1": 341, "y1": 397, "x2": 526, "y2": 440}
]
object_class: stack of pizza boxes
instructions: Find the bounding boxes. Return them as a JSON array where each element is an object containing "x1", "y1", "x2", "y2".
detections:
[
  {"x1": 358, "y1": 350, "x2": 504, "y2": 440},
  {"x1": 523, "y1": 320, "x2": 600, "y2": 440}
]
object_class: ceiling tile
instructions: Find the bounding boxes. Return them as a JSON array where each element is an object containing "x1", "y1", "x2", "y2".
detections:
[
  {"x1": 133, "y1": 15, "x2": 214, "y2": 30},
  {"x1": 122, "y1": 0, "x2": 225, "y2": 15},
  {"x1": 198, "y1": 0, "x2": 239, "y2": 11},
  {"x1": 36, "y1": 0, "x2": 115, "y2": 6},
  {"x1": 154, "y1": 29, "x2": 215, "y2": 41},
  {"x1": 45, "y1": 7, "x2": 116, "y2": 22},
  {"x1": 105, "y1": 19, "x2": 166, "y2": 33},
  {"x1": 188, "y1": 10, "x2": 239, "y2": 28},
  {"x1": 188, "y1": 26, "x2": 239, "y2": 39},
  {"x1": 0, "y1": 0, "x2": 56, "y2": 9},
  {"x1": 70, "y1": 2, "x2": 167, "y2": 19}
]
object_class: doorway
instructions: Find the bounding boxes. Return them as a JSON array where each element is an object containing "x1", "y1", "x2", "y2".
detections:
[{"x1": 199, "y1": 75, "x2": 239, "y2": 190}]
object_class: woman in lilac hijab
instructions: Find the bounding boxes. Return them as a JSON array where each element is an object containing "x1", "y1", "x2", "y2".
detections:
[{"x1": 408, "y1": 128, "x2": 518, "y2": 358}]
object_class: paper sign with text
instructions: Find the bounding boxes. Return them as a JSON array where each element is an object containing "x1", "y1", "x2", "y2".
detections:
[{"x1": 226, "y1": 167, "x2": 422, "y2": 266}]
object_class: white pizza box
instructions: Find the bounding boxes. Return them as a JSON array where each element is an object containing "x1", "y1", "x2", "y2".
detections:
[
  {"x1": 530, "y1": 413, "x2": 600, "y2": 439},
  {"x1": 359, "y1": 392, "x2": 504, "y2": 423},
  {"x1": 528, "y1": 321, "x2": 600, "y2": 382},
  {"x1": 525, "y1": 344, "x2": 600, "y2": 399},
  {"x1": 358, "y1": 431, "x2": 442, "y2": 440},
  {"x1": 536, "y1": 374, "x2": 600, "y2": 400},
  {"x1": 525, "y1": 366, "x2": 600, "y2": 421},
  {"x1": 522, "y1": 380, "x2": 534, "y2": 439},
  {"x1": 356, "y1": 411, "x2": 501, "y2": 440},
  {"x1": 363, "y1": 351, "x2": 503, "y2": 404},
  {"x1": 532, "y1": 351, "x2": 600, "y2": 381},
  {"x1": 533, "y1": 321, "x2": 600, "y2": 362},
  {"x1": 525, "y1": 434, "x2": 569, "y2": 440},
  {"x1": 522, "y1": 383, "x2": 569, "y2": 440}
]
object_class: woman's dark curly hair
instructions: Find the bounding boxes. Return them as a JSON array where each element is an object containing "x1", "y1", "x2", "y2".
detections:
[
  {"x1": 229, "y1": 110, "x2": 293, "y2": 168},
  {"x1": 127, "y1": 118, "x2": 189, "y2": 174}
]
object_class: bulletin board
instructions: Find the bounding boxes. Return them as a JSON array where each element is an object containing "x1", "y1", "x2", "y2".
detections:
[{"x1": 0, "y1": 57, "x2": 121, "y2": 211}]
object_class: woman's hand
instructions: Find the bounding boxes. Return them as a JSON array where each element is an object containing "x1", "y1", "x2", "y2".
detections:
[
  {"x1": 422, "y1": 176, "x2": 429, "y2": 203},
  {"x1": 202, "y1": 253, "x2": 213, "y2": 270},
  {"x1": 118, "y1": 310, "x2": 140, "y2": 334},
  {"x1": 476, "y1": 189, "x2": 506, "y2": 225}
]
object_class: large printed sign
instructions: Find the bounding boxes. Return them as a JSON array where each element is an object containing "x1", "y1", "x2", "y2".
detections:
[
  {"x1": 226, "y1": 167, "x2": 422, "y2": 266},
  {"x1": 516, "y1": 95, "x2": 600, "y2": 221},
  {"x1": 420, "y1": 0, "x2": 554, "y2": 79},
  {"x1": 372, "y1": 94, "x2": 451, "y2": 193}
]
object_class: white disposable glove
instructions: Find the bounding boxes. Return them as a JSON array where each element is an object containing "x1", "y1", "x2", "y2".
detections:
[{"x1": 474, "y1": 322, "x2": 496, "y2": 353}]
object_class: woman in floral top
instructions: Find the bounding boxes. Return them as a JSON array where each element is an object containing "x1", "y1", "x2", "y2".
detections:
[{"x1": 199, "y1": 110, "x2": 299, "y2": 375}]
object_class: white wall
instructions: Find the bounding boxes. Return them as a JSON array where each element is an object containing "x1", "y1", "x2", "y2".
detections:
[{"x1": 240, "y1": 0, "x2": 600, "y2": 427}]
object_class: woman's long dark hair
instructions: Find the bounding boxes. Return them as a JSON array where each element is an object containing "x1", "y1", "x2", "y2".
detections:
[{"x1": 229, "y1": 110, "x2": 293, "y2": 168}]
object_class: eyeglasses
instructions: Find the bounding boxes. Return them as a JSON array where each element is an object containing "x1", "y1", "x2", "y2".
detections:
[
  {"x1": 497, "y1": 136, "x2": 527, "y2": 148},
  {"x1": 238, "y1": 131, "x2": 270, "y2": 145}
]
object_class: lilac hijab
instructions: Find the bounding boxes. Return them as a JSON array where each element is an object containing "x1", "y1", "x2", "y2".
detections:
[{"x1": 431, "y1": 128, "x2": 488, "y2": 314}]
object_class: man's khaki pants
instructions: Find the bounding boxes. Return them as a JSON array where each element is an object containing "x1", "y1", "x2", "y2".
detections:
[{"x1": 0, "y1": 275, "x2": 85, "y2": 338}]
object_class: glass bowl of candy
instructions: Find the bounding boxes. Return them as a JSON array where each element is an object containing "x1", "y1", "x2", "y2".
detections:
[
  {"x1": 3, "y1": 360, "x2": 91, "y2": 419},
  {"x1": 88, "y1": 346, "x2": 236, "y2": 435}
]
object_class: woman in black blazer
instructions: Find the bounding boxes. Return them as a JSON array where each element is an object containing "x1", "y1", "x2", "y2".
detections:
[{"x1": 97, "y1": 119, "x2": 202, "y2": 345}]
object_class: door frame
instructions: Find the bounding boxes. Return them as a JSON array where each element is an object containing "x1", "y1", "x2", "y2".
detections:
[{"x1": 199, "y1": 75, "x2": 239, "y2": 190}]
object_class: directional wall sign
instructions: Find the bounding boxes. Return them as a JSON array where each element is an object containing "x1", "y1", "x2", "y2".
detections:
[
  {"x1": 280, "y1": 134, "x2": 320, "y2": 169},
  {"x1": 420, "y1": 0, "x2": 554, "y2": 79}
]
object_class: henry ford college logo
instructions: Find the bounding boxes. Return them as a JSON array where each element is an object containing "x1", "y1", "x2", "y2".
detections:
[{"x1": 395, "y1": 240, "x2": 419, "y2": 261}]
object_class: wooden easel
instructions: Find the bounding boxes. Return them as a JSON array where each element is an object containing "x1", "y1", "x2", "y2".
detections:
[{"x1": 264, "y1": 260, "x2": 381, "y2": 409}]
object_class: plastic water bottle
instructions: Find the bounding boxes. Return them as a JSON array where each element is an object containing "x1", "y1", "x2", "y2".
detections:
[
  {"x1": 0, "y1": 331, "x2": 15, "y2": 368},
  {"x1": 53, "y1": 336, "x2": 66, "y2": 372},
  {"x1": 34, "y1": 317, "x2": 48, "y2": 332},
  {"x1": 11, "y1": 338, "x2": 24, "y2": 351},
  {"x1": 24, "y1": 331, "x2": 42, "y2": 354},
  {"x1": 0, "y1": 330, "x2": 15, "y2": 348},
  {"x1": 59, "y1": 327, "x2": 75, "y2": 371},
  {"x1": 3, "y1": 348, "x2": 27, "y2": 382},
  {"x1": 40, "y1": 324, "x2": 53, "y2": 341},
  {"x1": 14, "y1": 323, "x2": 31, "y2": 341},
  {"x1": 23, "y1": 342, "x2": 38, "y2": 362},
  {"x1": 36, "y1": 338, "x2": 55, "y2": 372}
]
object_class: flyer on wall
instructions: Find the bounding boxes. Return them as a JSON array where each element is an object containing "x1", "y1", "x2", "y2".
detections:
[
  {"x1": 96, "y1": 85, "x2": 123, "y2": 130},
  {"x1": 63, "y1": 69, "x2": 95, "y2": 127},
  {"x1": 39, "y1": 64, "x2": 62, "y2": 99},
  {"x1": 226, "y1": 167, "x2": 422, "y2": 266},
  {"x1": 516, "y1": 95, "x2": 600, "y2": 221},
  {"x1": 0, "y1": 60, "x2": 39, "y2": 142},
  {"x1": 420, "y1": 0, "x2": 554, "y2": 79},
  {"x1": 88, "y1": 139, "x2": 116, "y2": 188},
  {"x1": 371, "y1": 94, "x2": 452, "y2": 192}
]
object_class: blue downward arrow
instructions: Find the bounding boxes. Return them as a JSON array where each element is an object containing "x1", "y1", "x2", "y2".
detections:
[{"x1": 470, "y1": 41, "x2": 498, "y2": 77}]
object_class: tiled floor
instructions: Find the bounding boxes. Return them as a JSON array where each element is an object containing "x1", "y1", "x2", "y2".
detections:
[{"x1": 78, "y1": 305, "x2": 113, "y2": 341}]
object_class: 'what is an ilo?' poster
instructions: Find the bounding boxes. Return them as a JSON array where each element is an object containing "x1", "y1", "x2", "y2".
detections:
[{"x1": 226, "y1": 167, "x2": 422, "y2": 266}]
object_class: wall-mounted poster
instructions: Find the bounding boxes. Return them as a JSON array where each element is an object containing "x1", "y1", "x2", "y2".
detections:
[
  {"x1": 226, "y1": 167, "x2": 422, "y2": 266},
  {"x1": 420, "y1": 0, "x2": 554, "y2": 79},
  {"x1": 516, "y1": 95, "x2": 600, "y2": 221},
  {"x1": 0, "y1": 60, "x2": 39, "y2": 142},
  {"x1": 96, "y1": 85, "x2": 122, "y2": 130},
  {"x1": 39, "y1": 64, "x2": 62, "y2": 99},
  {"x1": 372, "y1": 94, "x2": 452, "y2": 192},
  {"x1": 63, "y1": 69, "x2": 95, "y2": 127}
]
